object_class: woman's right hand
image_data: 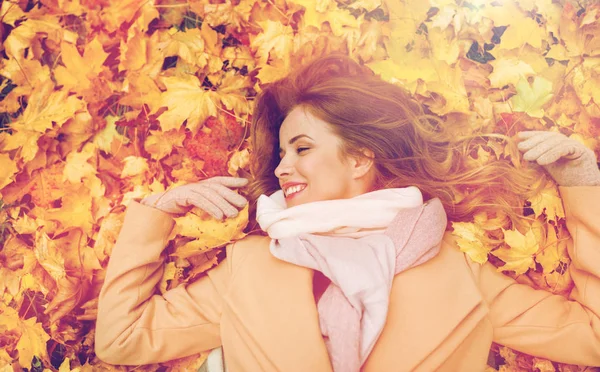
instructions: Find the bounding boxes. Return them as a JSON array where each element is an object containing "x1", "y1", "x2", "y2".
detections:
[{"x1": 140, "y1": 177, "x2": 249, "y2": 219}]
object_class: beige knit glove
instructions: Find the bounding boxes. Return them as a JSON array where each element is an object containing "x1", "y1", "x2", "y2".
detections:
[
  {"x1": 140, "y1": 177, "x2": 249, "y2": 219},
  {"x1": 517, "y1": 131, "x2": 600, "y2": 187}
]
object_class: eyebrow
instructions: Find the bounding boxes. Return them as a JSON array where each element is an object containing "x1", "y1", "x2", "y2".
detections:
[{"x1": 278, "y1": 134, "x2": 313, "y2": 153}]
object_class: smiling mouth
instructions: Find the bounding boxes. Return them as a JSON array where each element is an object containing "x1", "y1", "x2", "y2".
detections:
[{"x1": 285, "y1": 185, "x2": 306, "y2": 199}]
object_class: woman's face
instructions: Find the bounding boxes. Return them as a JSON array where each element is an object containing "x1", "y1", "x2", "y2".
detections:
[{"x1": 274, "y1": 106, "x2": 361, "y2": 208}]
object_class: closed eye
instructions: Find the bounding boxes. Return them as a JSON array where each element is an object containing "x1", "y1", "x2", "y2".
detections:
[{"x1": 297, "y1": 147, "x2": 309, "y2": 154}]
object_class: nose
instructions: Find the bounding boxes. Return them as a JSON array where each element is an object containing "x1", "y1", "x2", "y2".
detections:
[{"x1": 274, "y1": 155, "x2": 292, "y2": 179}]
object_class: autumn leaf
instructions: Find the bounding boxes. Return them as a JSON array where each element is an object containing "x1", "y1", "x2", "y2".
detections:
[
  {"x1": 0, "y1": 153, "x2": 18, "y2": 189},
  {"x1": 54, "y1": 36, "x2": 109, "y2": 92},
  {"x1": 144, "y1": 129, "x2": 186, "y2": 161},
  {"x1": 251, "y1": 20, "x2": 294, "y2": 68},
  {"x1": 155, "y1": 74, "x2": 219, "y2": 133},
  {"x1": 121, "y1": 156, "x2": 149, "y2": 178},
  {"x1": 159, "y1": 262, "x2": 178, "y2": 295},
  {"x1": 509, "y1": 76, "x2": 554, "y2": 118},
  {"x1": 535, "y1": 226, "x2": 570, "y2": 274},
  {"x1": 494, "y1": 227, "x2": 540, "y2": 275},
  {"x1": 45, "y1": 188, "x2": 95, "y2": 235},
  {"x1": 228, "y1": 148, "x2": 250, "y2": 176},
  {"x1": 16, "y1": 317, "x2": 51, "y2": 370},
  {"x1": 34, "y1": 232, "x2": 67, "y2": 282},
  {"x1": 62, "y1": 143, "x2": 97, "y2": 184},
  {"x1": 171, "y1": 204, "x2": 249, "y2": 259},
  {"x1": 489, "y1": 58, "x2": 536, "y2": 89},
  {"x1": 0, "y1": 1, "x2": 26, "y2": 26},
  {"x1": 451, "y1": 221, "x2": 491, "y2": 264},
  {"x1": 527, "y1": 182, "x2": 565, "y2": 223},
  {"x1": 93, "y1": 116, "x2": 130, "y2": 154}
]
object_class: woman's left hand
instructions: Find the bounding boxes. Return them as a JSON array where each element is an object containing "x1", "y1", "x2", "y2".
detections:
[{"x1": 516, "y1": 131, "x2": 600, "y2": 187}]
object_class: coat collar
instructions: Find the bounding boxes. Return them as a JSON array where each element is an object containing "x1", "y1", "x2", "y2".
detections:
[{"x1": 223, "y1": 233, "x2": 484, "y2": 371}]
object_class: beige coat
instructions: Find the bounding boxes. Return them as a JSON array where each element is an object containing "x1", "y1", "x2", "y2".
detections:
[{"x1": 95, "y1": 186, "x2": 600, "y2": 371}]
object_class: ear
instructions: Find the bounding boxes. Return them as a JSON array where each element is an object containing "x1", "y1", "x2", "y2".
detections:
[{"x1": 350, "y1": 148, "x2": 375, "y2": 179}]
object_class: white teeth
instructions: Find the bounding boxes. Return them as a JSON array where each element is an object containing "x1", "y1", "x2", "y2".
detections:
[{"x1": 285, "y1": 185, "x2": 306, "y2": 196}]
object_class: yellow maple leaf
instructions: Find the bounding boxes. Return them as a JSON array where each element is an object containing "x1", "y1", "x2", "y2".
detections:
[
  {"x1": 121, "y1": 156, "x2": 149, "y2": 178},
  {"x1": 16, "y1": 317, "x2": 51, "y2": 370},
  {"x1": 120, "y1": 72, "x2": 163, "y2": 110},
  {"x1": 0, "y1": 1, "x2": 26, "y2": 26},
  {"x1": 0, "y1": 153, "x2": 18, "y2": 189},
  {"x1": 171, "y1": 204, "x2": 249, "y2": 259},
  {"x1": 509, "y1": 76, "x2": 554, "y2": 118},
  {"x1": 45, "y1": 275, "x2": 90, "y2": 324},
  {"x1": 144, "y1": 129, "x2": 186, "y2": 160},
  {"x1": 428, "y1": 27, "x2": 459, "y2": 65},
  {"x1": 451, "y1": 221, "x2": 491, "y2": 264},
  {"x1": 367, "y1": 57, "x2": 436, "y2": 96},
  {"x1": 382, "y1": 0, "x2": 429, "y2": 61},
  {"x1": 165, "y1": 28, "x2": 210, "y2": 69},
  {"x1": 93, "y1": 116, "x2": 130, "y2": 154},
  {"x1": 421, "y1": 60, "x2": 471, "y2": 116},
  {"x1": 93, "y1": 212, "x2": 124, "y2": 261},
  {"x1": 54, "y1": 36, "x2": 108, "y2": 92},
  {"x1": 543, "y1": 268, "x2": 574, "y2": 295},
  {"x1": 494, "y1": 227, "x2": 539, "y2": 274},
  {"x1": 481, "y1": 1, "x2": 522, "y2": 26},
  {"x1": 4, "y1": 17, "x2": 75, "y2": 61},
  {"x1": 11, "y1": 214, "x2": 39, "y2": 235},
  {"x1": 251, "y1": 20, "x2": 294, "y2": 67},
  {"x1": 121, "y1": 183, "x2": 153, "y2": 207},
  {"x1": 34, "y1": 231, "x2": 67, "y2": 282},
  {"x1": 0, "y1": 304, "x2": 19, "y2": 331},
  {"x1": 527, "y1": 182, "x2": 565, "y2": 223},
  {"x1": 496, "y1": 17, "x2": 547, "y2": 51},
  {"x1": 571, "y1": 58, "x2": 600, "y2": 106},
  {"x1": 155, "y1": 74, "x2": 218, "y2": 134},
  {"x1": 0, "y1": 58, "x2": 51, "y2": 96},
  {"x1": 488, "y1": 58, "x2": 536, "y2": 89},
  {"x1": 98, "y1": 0, "x2": 150, "y2": 33},
  {"x1": 10, "y1": 80, "x2": 85, "y2": 133},
  {"x1": 159, "y1": 262, "x2": 178, "y2": 294},
  {"x1": 228, "y1": 148, "x2": 250, "y2": 176},
  {"x1": 62, "y1": 143, "x2": 97, "y2": 184},
  {"x1": 0, "y1": 129, "x2": 42, "y2": 164},
  {"x1": 294, "y1": 0, "x2": 333, "y2": 30},
  {"x1": 535, "y1": 226, "x2": 569, "y2": 274},
  {"x1": 216, "y1": 70, "x2": 253, "y2": 116},
  {"x1": 533, "y1": 358, "x2": 556, "y2": 372},
  {"x1": 45, "y1": 188, "x2": 95, "y2": 235},
  {"x1": 256, "y1": 60, "x2": 291, "y2": 85}
]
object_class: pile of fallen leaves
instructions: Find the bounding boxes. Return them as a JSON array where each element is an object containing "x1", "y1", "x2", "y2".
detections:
[{"x1": 0, "y1": 0, "x2": 599, "y2": 370}]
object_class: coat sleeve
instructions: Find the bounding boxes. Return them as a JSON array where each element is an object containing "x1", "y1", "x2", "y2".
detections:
[
  {"x1": 478, "y1": 186, "x2": 600, "y2": 366},
  {"x1": 95, "y1": 201, "x2": 231, "y2": 366}
]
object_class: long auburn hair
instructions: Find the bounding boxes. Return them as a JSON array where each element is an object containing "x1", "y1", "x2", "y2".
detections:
[{"x1": 247, "y1": 52, "x2": 545, "y2": 224}]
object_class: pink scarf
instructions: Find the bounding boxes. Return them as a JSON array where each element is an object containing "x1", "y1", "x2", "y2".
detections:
[{"x1": 256, "y1": 187, "x2": 447, "y2": 371}]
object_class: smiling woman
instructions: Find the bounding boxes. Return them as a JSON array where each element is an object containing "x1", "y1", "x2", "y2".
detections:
[
  {"x1": 247, "y1": 53, "x2": 542, "y2": 223},
  {"x1": 95, "y1": 52, "x2": 600, "y2": 372},
  {"x1": 274, "y1": 105, "x2": 377, "y2": 208}
]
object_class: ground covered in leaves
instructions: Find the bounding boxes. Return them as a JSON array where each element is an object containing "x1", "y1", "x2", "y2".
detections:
[{"x1": 0, "y1": 0, "x2": 599, "y2": 371}]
